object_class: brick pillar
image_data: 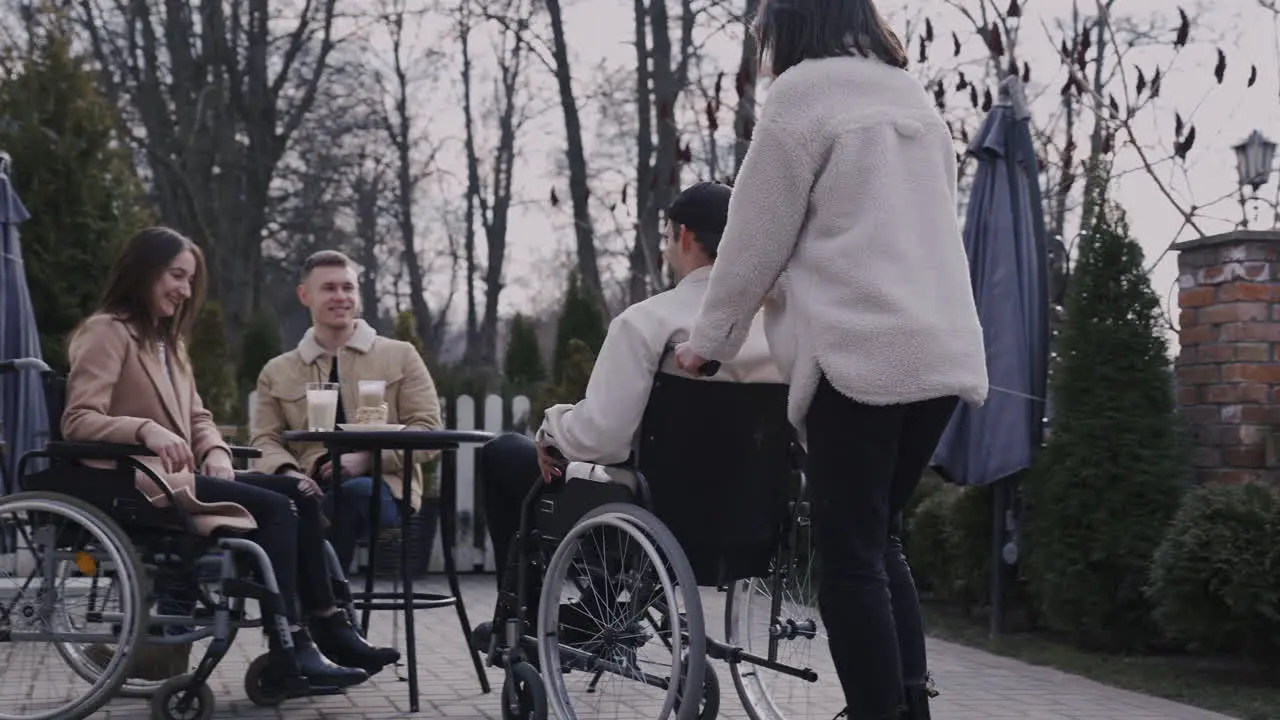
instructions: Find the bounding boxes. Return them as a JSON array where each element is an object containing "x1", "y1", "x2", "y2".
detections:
[{"x1": 1175, "y1": 229, "x2": 1280, "y2": 485}]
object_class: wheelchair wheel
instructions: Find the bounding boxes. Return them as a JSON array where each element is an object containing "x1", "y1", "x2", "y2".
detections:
[
  {"x1": 501, "y1": 661, "x2": 547, "y2": 720},
  {"x1": 58, "y1": 559, "x2": 246, "y2": 699},
  {"x1": 725, "y1": 495, "x2": 824, "y2": 720},
  {"x1": 537, "y1": 503, "x2": 705, "y2": 720},
  {"x1": 149, "y1": 674, "x2": 214, "y2": 720},
  {"x1": 0, "y1": 492, "x2": 148, "y2": 720}
]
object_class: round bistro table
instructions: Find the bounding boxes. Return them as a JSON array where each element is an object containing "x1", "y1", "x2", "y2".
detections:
[{"x1": 282, "y1": 428, "x2": 495, "y2": 711}]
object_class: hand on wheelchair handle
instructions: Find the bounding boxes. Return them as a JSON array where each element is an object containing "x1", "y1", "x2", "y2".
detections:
[
  {"x1": 672, "y1": 341, "x2": 720, "y2": 377},
  {"x1": 537, "y1": 444, "x2": 568, "y2": 483}
]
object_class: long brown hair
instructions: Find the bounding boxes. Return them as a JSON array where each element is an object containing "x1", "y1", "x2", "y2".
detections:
[
  {"x1": 97, "y1": 226, "x2": 206, "y2": 364},
  {"x1": 753, "y1": 0, "x2": 908, "y2": 78}
]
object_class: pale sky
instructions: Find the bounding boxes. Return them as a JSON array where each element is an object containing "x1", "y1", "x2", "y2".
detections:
[{"x1": 373, "y1": 0, "x2": 1280, "y2": 353}]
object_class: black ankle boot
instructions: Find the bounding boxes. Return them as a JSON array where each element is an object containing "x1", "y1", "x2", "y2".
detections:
[
  {"x1": 309, "y1": 613, "x2": 400, "y2": 674},
  {"x1": 291, "y1": 628, "x2": 370, "y2": 688}
]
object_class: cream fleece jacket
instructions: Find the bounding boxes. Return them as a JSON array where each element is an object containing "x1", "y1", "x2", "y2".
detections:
[{"x1": 689, "y1": 55, "x2": 989, "y2": 438}]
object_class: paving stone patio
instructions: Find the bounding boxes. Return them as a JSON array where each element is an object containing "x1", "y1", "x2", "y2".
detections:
[{"x1": 8, "y1": 575, "x2": 1238, "y2": 719}]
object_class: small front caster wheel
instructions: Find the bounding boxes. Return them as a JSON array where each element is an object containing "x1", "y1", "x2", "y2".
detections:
[
  {"x1": 677, "y1": 655, "x2": 721, "y2": 719},
  {"x1": 243, "y1": 653, "x2": 288, "y2": 707},
  {"x1": 501, "y1": 661, "x2": 547, "y2": 720},
  {"x1": 149, "y1": 674, "x2": 215, "y2": 720}
]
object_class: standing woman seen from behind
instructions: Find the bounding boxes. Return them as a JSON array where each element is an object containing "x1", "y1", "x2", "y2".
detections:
[
  {"x1": 62, "y1": 227, "x2": 397, "y2": 690},
  {"x1": 674, "y1": 1, "x2": 989, "y2": 718}
]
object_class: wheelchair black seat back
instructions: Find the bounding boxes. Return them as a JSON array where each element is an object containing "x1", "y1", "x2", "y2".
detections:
[
  {"x1": 637, "y1": 371, "x2": 795, "y2": 587},
  {"x1": 18, "y1": 371, "x2": 201, "y2": 536}
]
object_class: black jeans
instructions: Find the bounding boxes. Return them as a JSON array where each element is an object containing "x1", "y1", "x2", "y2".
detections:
[
  {"x1": 478, "y1": 433, "x2": 543, "y2": 592},
  {"x1": 806, "y1": 375, "x2": 958, "y2": 719},
  {"x1": 193, "y1": 474, "x2": 339, "y2": 624}
]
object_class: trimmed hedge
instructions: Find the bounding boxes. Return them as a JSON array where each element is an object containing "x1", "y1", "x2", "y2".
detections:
[
  {"x1": 906, "y1": 482, "x2": 993, "y2": 613},
  {"x1": 1147, "y1": 481, "x2": 1280, "y2": 661}
]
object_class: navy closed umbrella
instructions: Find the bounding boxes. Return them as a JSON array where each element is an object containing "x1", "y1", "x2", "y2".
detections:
[
  {"x1": 928, "y1": 77, "x2": 1050, "y2": 634},
  {"x1": 0, "y1": 152, "x2": 50, "y2": 491},
  {"x1": 932, "y1": 76, "x2": 1050, "y2": 488}
]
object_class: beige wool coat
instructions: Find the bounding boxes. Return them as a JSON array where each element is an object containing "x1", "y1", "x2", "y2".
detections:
[{"x1": 62, "y1": 313, "x2": 257, "y2": 535}]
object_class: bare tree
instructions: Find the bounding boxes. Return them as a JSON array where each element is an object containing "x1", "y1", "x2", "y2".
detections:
[
  {"x1": 458, "y1": 0, "x2": 535, "y2": 369},
  {"x1": 376, "y1": 0, "x2": 446, "y2": 354},
  {"x1": 629, "y1": 0, "x2": 697, "y2": 303},
  {"x1": 76, "y1": 0, "x2": 339, "y2": 333},
  {"x1": 544, "y1": 0, "x2": 605, "y2": 314}
]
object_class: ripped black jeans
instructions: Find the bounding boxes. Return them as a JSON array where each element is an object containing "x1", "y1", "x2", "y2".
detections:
[{"x1": 805, "y1": 376, "x2": 958, "y2": 718}]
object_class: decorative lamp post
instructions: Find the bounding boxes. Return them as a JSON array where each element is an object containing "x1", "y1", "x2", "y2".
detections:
[{"x1": 1233, "y1": 130, "x2": 1279, "y2": 228}]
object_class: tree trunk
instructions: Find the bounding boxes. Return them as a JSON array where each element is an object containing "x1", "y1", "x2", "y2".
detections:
[
  {"x1": 460, "y1": 1, "x2": 482, "y2": 361},
  {"x1": 381, "y1": 2, "x2": 436, "y2": 353},
  {"x1": 545, "y1": 0, "x2": 605, "y2": 314},
  {"x1": 632, "y1": 0, "x2": 695, "y2": 301},
  {"x1": 630, "y1": 0, "x2": 655, "y2": 304},
  {"x1": 733, "y1": 0, "x2": 759, "y2": 176}
]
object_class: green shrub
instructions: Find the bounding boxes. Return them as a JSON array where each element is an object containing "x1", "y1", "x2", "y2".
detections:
[
  {"x1": 1147, "y1": 482, "x2": 1280, "y2": 660},
  {"x1": 237, "y1": 311, "x2": 281, "y2": 402},
  {"x1": 907, "y1": 484, "x2": 959, "y2": 595},
  {"x1": 189, "y1": 302, "x2": 238, "y2": 422},
  {"x1": 550, "y1": 272, "x2": 605, "y2": 385},
  {"x1": 945, "y1": 485, "x2": 994, "y2": 612},
  {"x1": 1023, "y1": 194, "x2": 1187, "y2": 651},
  {"x1": 530, "y1": 339, "x2": 597, "y2": 429},
  {"x1": 905, "y1": 482, "x2": 994, "y2": 612},
  {"x1": 504, "y1": 313, "x2": 546, "y2": 391}
]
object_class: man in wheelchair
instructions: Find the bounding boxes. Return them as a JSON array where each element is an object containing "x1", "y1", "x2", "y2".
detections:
[{"x1": 471, "y1": 181, "x2": 783, "y2": 656}]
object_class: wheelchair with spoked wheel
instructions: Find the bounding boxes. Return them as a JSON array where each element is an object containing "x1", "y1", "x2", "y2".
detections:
[
  {"x1": 0, "y1": 358, "x2": 366, "y2": 720},
  {"x1": 476, "y1": 365, "x2": 826, "y2": 720}
]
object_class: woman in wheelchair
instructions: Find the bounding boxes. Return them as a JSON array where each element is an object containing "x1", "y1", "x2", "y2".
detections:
[{"x1": 61, "y1": 227, "x2": 397, "y2": 688}]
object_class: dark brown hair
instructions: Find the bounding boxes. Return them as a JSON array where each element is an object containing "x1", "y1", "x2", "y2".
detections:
[
  {"x1": 753, "y1": 0, "x2": 908, "y2": 78},
  {"x1": 97, "y1": 226, "x2": 206, "y2": 362},
  {"x1": 300, "y1": 249, "x2": 355, "y2": 281}
]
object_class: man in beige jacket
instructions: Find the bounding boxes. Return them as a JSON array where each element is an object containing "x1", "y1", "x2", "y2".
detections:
[{"x1": 251, "y1": 250, "x2": 442, "y2": 572}]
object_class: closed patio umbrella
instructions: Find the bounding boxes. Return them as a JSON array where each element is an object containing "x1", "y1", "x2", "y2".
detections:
[
  {"x1": 0, "y1": 152, "x2": 50, "y2": 491},
  {"x1": 929, "y1": 76, "x2": 1050, "y2": 633}
]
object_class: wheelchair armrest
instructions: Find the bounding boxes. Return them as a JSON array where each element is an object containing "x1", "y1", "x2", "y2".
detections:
[
  {"x1": 228, "y1": 445, "x2": 261, "y2": 460},
  {"x1": 33, "y1": 442, "x2": 202, "y2": 537},
  {"x1": 44, "y1": 440, "x2": 156, "y2": 459}
]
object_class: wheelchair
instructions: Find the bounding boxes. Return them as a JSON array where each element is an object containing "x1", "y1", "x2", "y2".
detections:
[
  {"x1": 477, "y1": 369, "x2": 824, "y2": 720},
  {"x1": 0, "y1": 358, "x2": 365, "y2": 720}
]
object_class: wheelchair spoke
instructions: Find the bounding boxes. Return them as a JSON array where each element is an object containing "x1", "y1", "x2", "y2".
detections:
[{"x1": 539, "y1": 508, "x2": 703, "y2": 720}]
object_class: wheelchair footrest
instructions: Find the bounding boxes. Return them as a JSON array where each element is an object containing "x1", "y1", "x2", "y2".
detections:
[{"x1": 306, "y1": 685, "x2": 347, "y2": 697}]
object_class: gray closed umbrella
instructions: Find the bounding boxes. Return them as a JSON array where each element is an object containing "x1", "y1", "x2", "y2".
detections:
[
  {"x1": 928, "y1": 77, "x2": 1049, "y2": 635},
  {"x1": 931, "y1": 76, "x2": 1049, "y2": 488},
  {"x1": 0, "y1": 153, "x2": 50, "y2": 490}
]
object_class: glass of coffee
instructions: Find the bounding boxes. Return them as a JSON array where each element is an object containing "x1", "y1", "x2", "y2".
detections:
[
  {"x1": 305, "y1": 382, "x2": 340, "y2": 431},
  {"x1": 357, "y1": 379, "x2": 386, "y2": 409}
]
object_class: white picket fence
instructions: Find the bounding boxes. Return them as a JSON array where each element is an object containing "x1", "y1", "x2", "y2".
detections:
[{"x1": 247, "y1": 391, "x2": 533, "y2": 575}]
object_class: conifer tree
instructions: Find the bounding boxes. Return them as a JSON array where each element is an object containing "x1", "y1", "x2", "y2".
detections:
[
  {"x1": 551, "y1": 271, "x2": 605, "y2": 384},
  {"x1": 0, "y1": 10, "x2": 151, "y2": 370},
  {"x1": 503, "y1": 313, "x2": 546, "y2": 390},
  {"x1": 1024, "y1": 185, "x2": 1186, "y2": 650}
]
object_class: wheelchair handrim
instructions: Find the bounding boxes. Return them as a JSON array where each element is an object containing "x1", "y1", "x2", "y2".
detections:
[{"x1": 537, "y1": 511, "x2": 684, "y2": 720}]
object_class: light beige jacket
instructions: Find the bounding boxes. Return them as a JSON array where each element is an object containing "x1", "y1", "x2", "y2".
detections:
[
  {"x1": 250, "y1": 320, "x2": 442, "y2": 511},
  {"x1": 62, "y1": 314, "x2": 257, "y2": 535}
]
